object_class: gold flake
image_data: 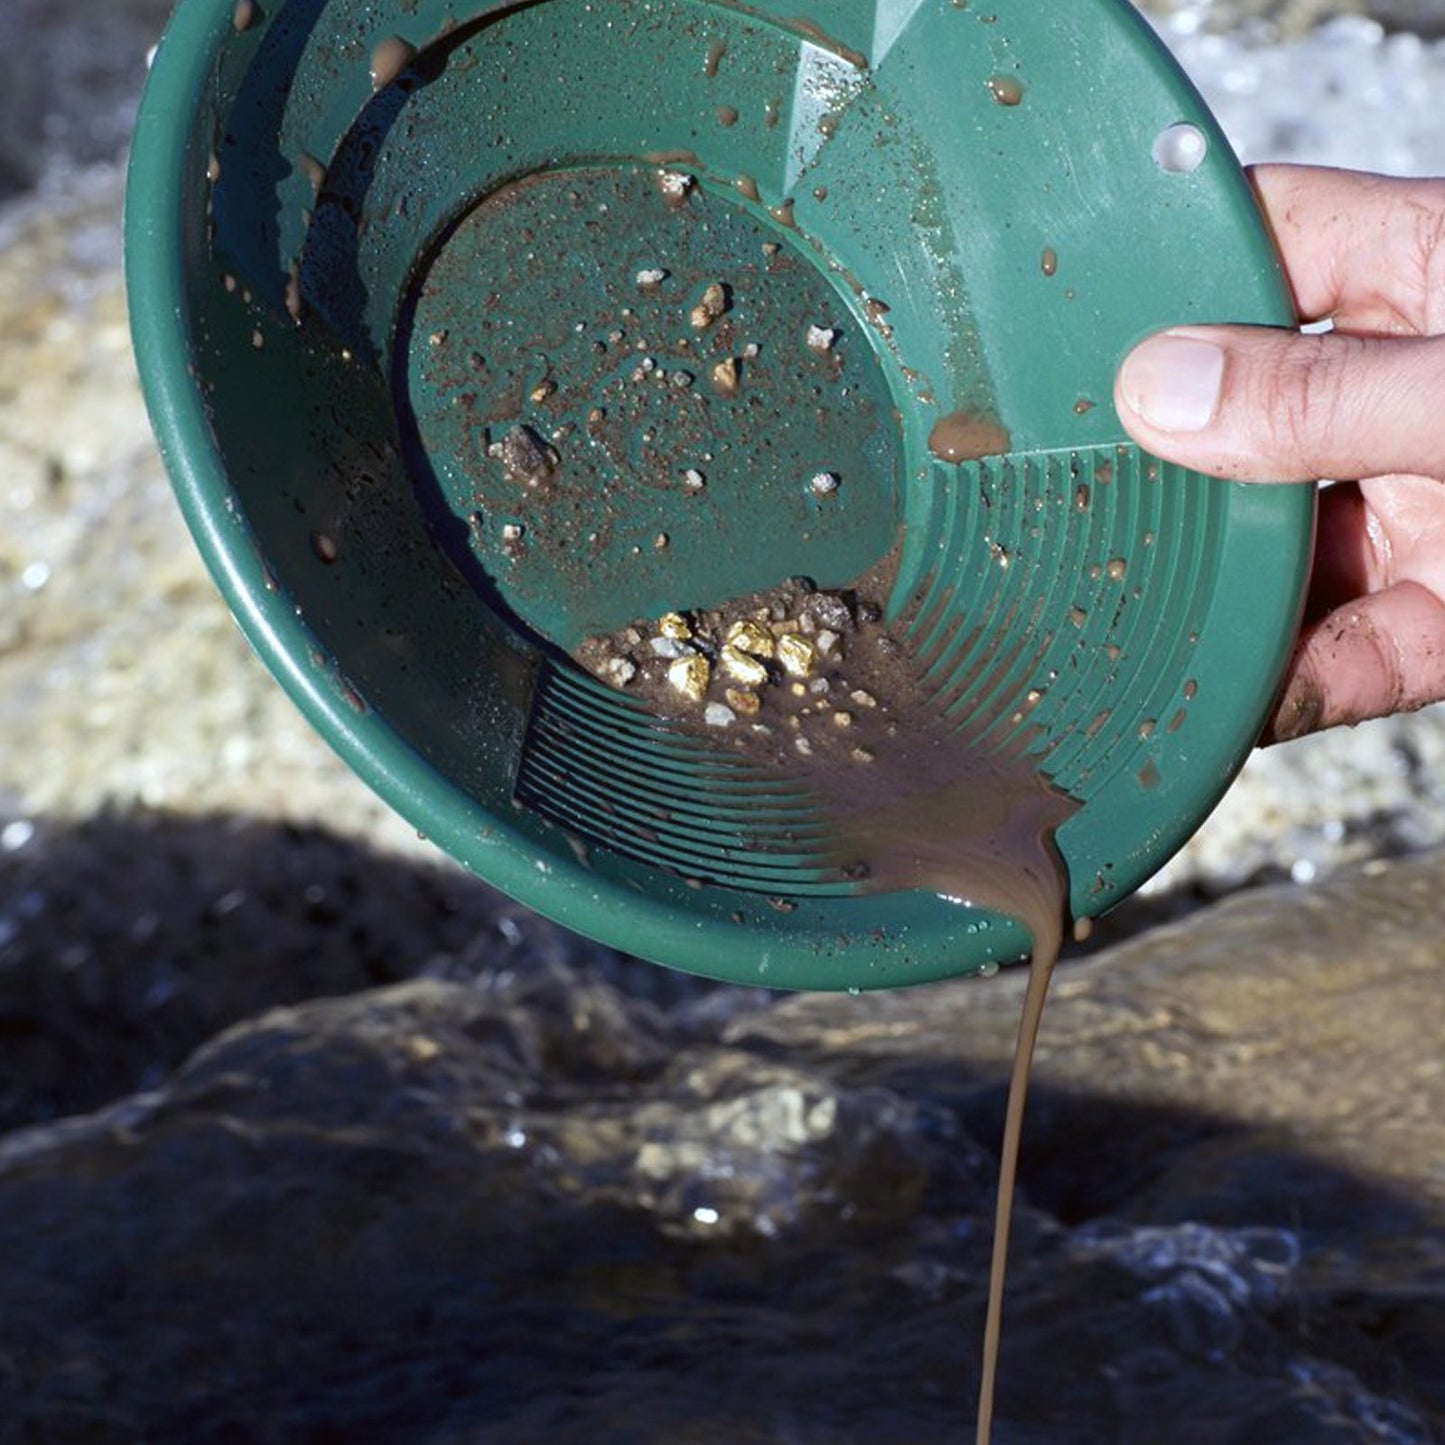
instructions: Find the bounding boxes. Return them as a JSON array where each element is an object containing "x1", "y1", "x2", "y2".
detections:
[
  {"x1": 667, "y1": 654, "x2": 710, "y2": 702},
  {"x1": 776, "y1": 633, "x2": 816, "y2": 678},
  {"x1": 721, "y1": 646, "x2": 768, "y2": 686},
  {"x1": 725, "y1": 619, "x2": 774, "y2": 659}
]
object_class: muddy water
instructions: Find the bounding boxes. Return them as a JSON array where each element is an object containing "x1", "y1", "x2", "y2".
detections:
[
  {"x1": 580, "y1": 547, "x2": 1079, "y2": 1441},
  {"x1": 815, "y1": 718, "x2": 1074, "y2": 1445},
  {"x1": 928, "y1": 408, "x2": 1012, "y2": 463},
  {"x1": 369, "y1": 34, "x2": 417, "y2": 92}
]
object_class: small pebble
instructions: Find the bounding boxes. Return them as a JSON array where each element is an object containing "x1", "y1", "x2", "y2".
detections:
[
  {"x1": 711, "y1": 357, "x2": 740, "y2": 395},
  {"x1": 690, "y1": 282, "x2": 727, "y2": 329},
  {"x1": 492, "y1": 425, "x2": 556, "y2": 487},
  {"x1": 807, "y1": 593, "x2": 853, "y2": 631}
]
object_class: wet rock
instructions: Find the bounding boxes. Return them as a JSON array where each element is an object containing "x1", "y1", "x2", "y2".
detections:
[
  {"x1": 742, "y1": 848, "x2": 1445, "y2": 1217},
  {"x1": 0, "y1": 971, "x2": 992, "y2": 1442},
  {"x1": 0, "y1": 848, "x2": 1440, "y2": 1441},
  {"x1": 0, "y1": 810, "x2": 749, "y2": 1137}
]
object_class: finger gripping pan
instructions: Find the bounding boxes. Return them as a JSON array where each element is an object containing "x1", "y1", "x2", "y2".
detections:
[{"x1": 126, "y1": 0, "x2": 1313, "y2": 989}]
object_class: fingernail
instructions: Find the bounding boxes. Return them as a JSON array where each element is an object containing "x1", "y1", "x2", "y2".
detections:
[{"x1": 1119, "y1": 332, "x2": 1225, "y2": 432}]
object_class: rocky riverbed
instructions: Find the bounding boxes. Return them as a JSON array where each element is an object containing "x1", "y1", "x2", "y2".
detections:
[{"x1": 1, "y1": 3, "x2": 1444, "y2": 1442}]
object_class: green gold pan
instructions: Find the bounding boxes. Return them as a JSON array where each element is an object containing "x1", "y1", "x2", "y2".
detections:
[{"x1": 125, "y1": 0, "x2": 1313, "y2": 990}]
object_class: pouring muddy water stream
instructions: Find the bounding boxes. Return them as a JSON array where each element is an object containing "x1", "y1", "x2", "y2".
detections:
[{"x1": 573, "y1": 521, "x2": 1094, "y2": 1440}]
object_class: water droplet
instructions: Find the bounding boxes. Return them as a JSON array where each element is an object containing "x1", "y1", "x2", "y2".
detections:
[
  {"x1": 986, "y1": 74, "x2": 1024, "y2": 106},
  {"x1": 20, "y1": 561, "x2": 51, "y2": 592},
  {"x1": 1152, "y1": 122, "x2": 1208, "y2": 173}
]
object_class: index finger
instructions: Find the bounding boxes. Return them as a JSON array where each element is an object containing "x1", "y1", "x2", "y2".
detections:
[{"x1": 1250, "y1": 164, "x2": 1445, "y2": 337}]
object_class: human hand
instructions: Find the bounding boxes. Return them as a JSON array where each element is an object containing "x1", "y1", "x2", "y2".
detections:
[{"x1": 1114, "y1": 164, "x2": 1445, "y2": 743}]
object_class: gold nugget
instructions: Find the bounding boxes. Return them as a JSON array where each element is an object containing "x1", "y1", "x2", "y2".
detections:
[
  {"x1": 725, "y1": 687, "x2": 761, "y2": 716},
  {"x1": 657, "y1": 612, "x2": 692, "y2": 641},
  {"x1": 776, "y1": 633, "x2": 816, "y2": 678},
  {"x1": 667, "y1": 654, "x2": 710, "y2": 702},
  {"x1": 725, "y1": 619, "x2": 774, "y2": 659},
  {"x1": 721, "y1": 645, "x2": 768, "y2": 686}
]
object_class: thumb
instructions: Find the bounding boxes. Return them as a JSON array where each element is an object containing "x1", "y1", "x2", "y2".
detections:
[{"x1": 1115, "y1": 326, "x2": 1445, "y2": 482}]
